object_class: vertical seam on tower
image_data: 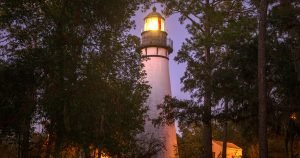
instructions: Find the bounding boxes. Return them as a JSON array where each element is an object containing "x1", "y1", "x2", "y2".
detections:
[{"x1": 146, "y1": 48, "x2": 147, "y2": 56}]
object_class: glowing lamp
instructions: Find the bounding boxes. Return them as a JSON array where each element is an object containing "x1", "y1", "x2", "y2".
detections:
[
  {"x1": 143, "y1": 7, "x2": 165, "y2": 31},
  {"x1": 290, "y1": 112, "x2": 297, "y2": 120}
]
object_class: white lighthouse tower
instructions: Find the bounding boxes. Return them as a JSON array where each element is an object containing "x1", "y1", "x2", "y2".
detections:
[{"x1": 140, "y1": 7, "x2": 178, "y2": 158}]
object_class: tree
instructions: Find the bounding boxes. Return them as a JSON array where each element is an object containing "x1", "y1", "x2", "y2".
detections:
[
  {"x1": 177, "y1": 124, "x2": 203, "y2": 158},
  {"x1": 0, "y1": 0, "x2": 150, "y2": 157},
  {"x1": 221, "y1": 100, "x2": 228, "y2": 158},
  {"x1": 0, "y1": 58, "x2": 38, "y2": 158},
  {"x1": 257, "y1": 0, "x2": 268, "y2": 157},
  {"x1": 157, "y1": 0, "x2": 300, "y2": 157},
  {"x1": 156, "y1": 1, "x2": 255, "y2": 157}
]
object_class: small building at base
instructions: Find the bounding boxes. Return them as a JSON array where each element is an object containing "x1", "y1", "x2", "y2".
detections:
[{"x1": 212, "y1": 140, "x2": 242, "y2": 158}]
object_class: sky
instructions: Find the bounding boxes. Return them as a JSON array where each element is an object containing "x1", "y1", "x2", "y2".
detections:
[{"x1": 130, "y1": 5, "x2": 190, "y2": 100}]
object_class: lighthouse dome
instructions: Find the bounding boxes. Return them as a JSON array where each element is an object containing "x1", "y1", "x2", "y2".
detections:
[{"x1": 144, "y1": 7, "x2": 165, "y2": 20}]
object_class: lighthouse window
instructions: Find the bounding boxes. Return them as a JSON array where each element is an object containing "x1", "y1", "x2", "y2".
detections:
[
  {"x1": 144, "y1": 17, "x2": 165, "y2": 31},
  {"x1": 161, "y1": 19, "x2": 165, "y2": 31}
]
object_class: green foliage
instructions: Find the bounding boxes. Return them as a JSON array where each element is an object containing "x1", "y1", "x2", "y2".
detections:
[
  {"x1": 0, "y1": 0, "x2": 150, "y2": 157},
  {"x1": 177, "y1": 125, "x2": 203, "y2": 158},
  {"x1": 156, "y1": 0, "x2": 256, "y2": 118},
  {"x1": 157, "y1": 0, "x2": 300, "y2": 157},
  {"x1": 177, "y1": 121, "x2": 246, "y2": 158},
  {"x1": 156, "y1": 1, "x2": 256, "y2": 157}
]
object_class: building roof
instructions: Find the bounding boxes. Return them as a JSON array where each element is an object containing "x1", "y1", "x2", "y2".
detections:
[
  {"x1": 213, "y1": 140, "x2": 242, "y2": 149},
  {"x1": 144, "y1": 7, "x2": 165, "y2": 20}
]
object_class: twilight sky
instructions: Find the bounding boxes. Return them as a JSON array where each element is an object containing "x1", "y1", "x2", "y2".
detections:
[{"x1": 130, "y1": 5, "x2": 190, "y2": 100}]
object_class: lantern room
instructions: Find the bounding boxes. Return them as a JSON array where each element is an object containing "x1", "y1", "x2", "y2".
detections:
[
  {"x1": 143, "y1": 7, "x2": 165, "y2": 32},
  {"x1": 140, "y1": 7, "x2": 173, "y2": 54}
]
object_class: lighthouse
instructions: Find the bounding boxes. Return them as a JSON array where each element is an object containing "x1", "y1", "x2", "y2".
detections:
[{"x1": 140, "y1": 7, "x2": 178, "y2": 158}]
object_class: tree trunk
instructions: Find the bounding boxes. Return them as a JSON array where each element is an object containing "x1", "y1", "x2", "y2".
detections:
[
  {"x1": 203, "y1": 45, "x2": 212, "y2": 158},
  {"x1": 98, "y1": 146, "x2": 101, "y2": 158},
  {"x1": 46, "y1": 132, "x2": 54, "y2": 158},
  {"x1": 54, "y1": 143, "x2": 60, "y2": 158},
  {"x1": 83, "y1": 144, "x2": 90, "y2": 158},
  {"x1": 222, "y1": 100, "x2": 228, "y2": 158},
  {"x1": 258, "y1": 0, "x2": 268, "y2": 157},
  {"x1": 54, "y1": 131, "x2": 62, "y2": 158},
  {"x1": 21, "y1": 92, "x2": 35, "y2": 158},
  {"x1": 18, "y1": 132, "x2": 21, "y2": 158},
  {"x1": 202, "y1": 1, "x2": 213, "y2": 157},
  {"x1": 21, "y1": 117, "x2": 30, "y2": 158},
  {"x1": 203, "y1": 121, "x2": 212, "y2": 158},
  {"x1": 294, "y1": 50, "x2": 300, "y2": 82}
]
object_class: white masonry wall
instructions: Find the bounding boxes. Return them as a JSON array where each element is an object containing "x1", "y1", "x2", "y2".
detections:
[{"x1": 142, "y1": 47, "x2": 178, "y2": 158}]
